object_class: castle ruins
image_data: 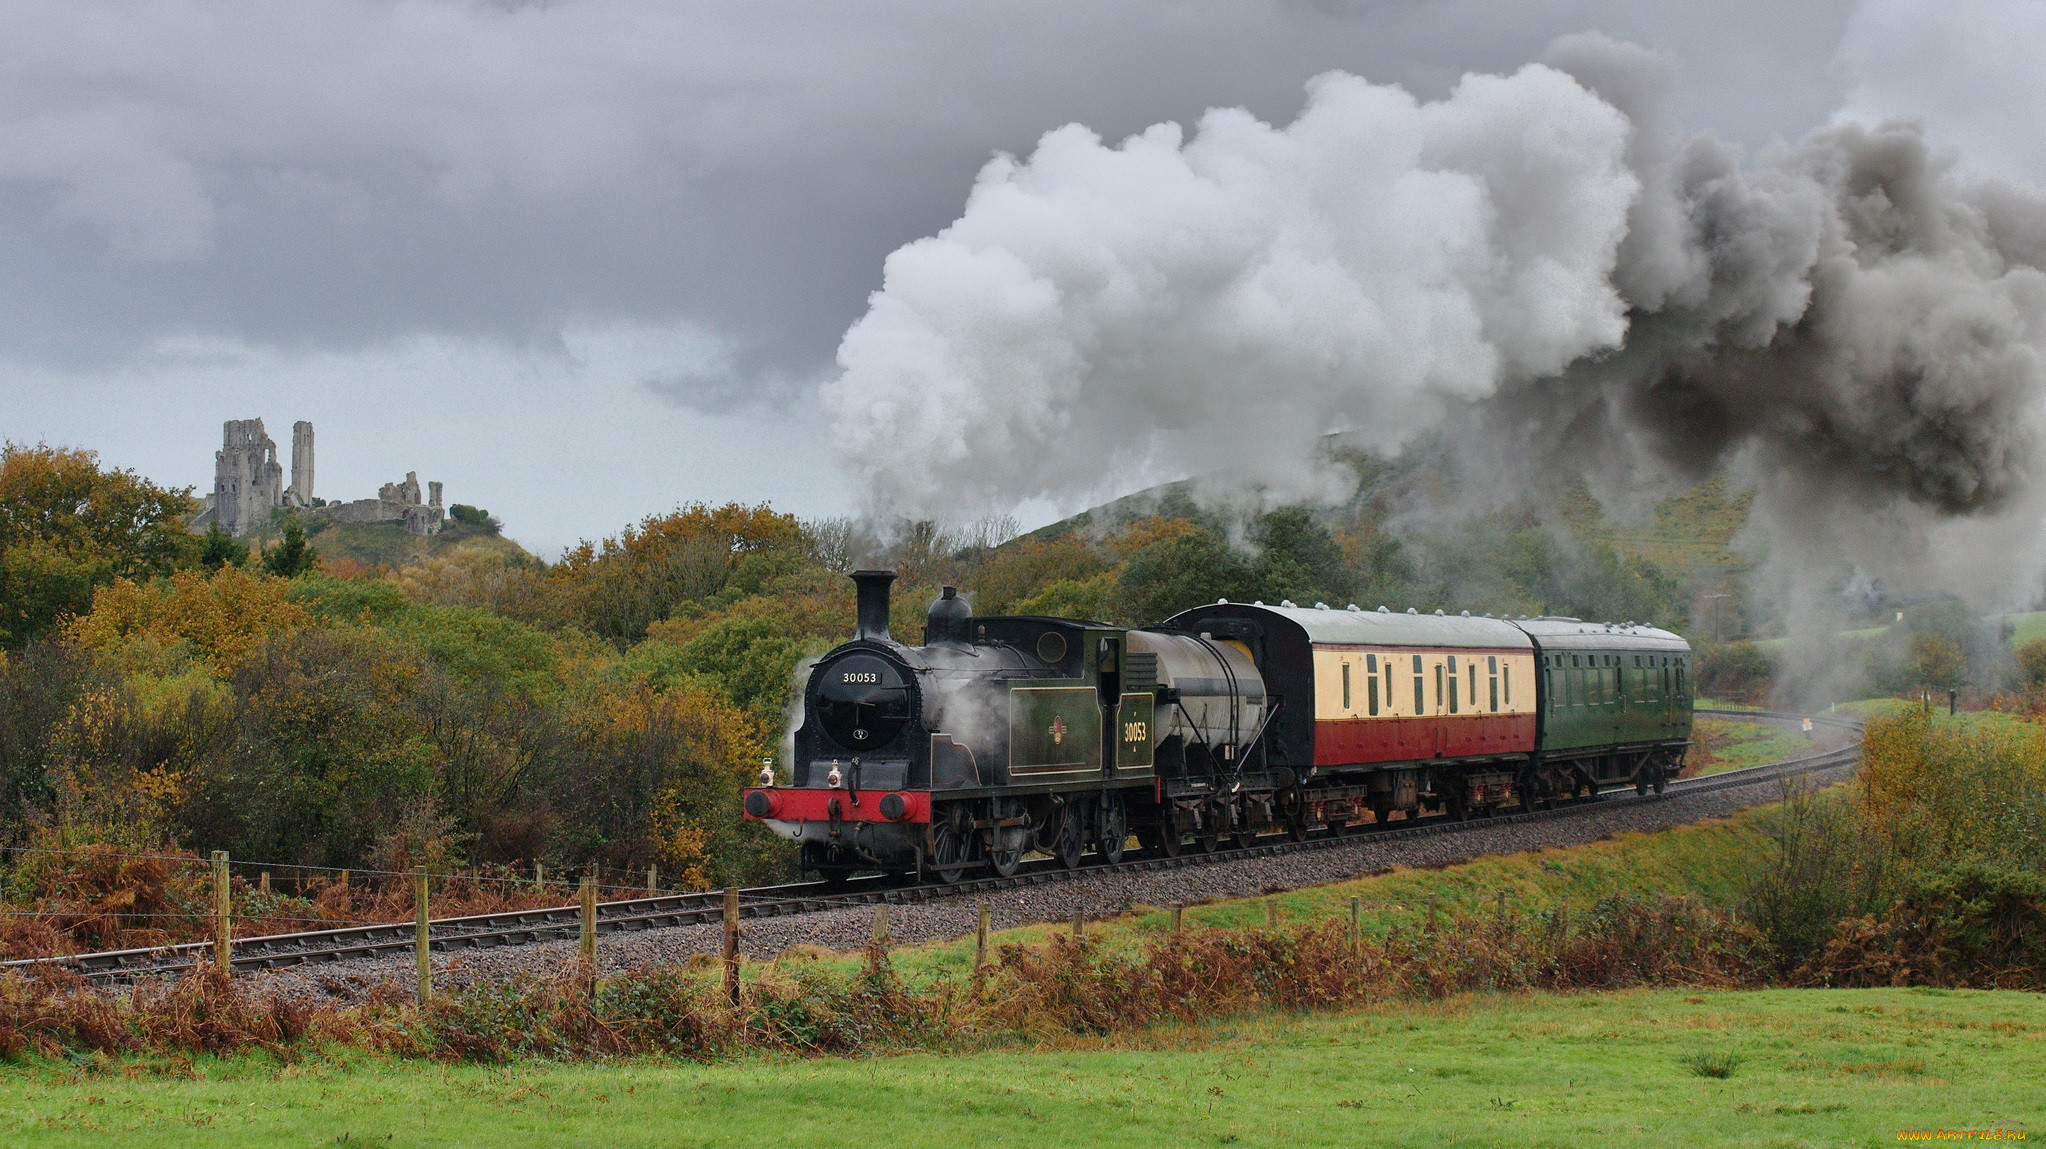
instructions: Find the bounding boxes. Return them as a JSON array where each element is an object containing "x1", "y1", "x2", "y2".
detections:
[{"x1": 192, "y1": 418, "x2": 445, "y2": 537}]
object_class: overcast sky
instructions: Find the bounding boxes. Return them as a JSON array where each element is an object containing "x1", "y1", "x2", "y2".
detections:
[{"x1": 0, "y1": 0, "x2": 2034, "y2": 554}]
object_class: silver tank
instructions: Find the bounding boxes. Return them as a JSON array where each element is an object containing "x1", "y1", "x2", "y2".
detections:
[{"x1": 1127, "y1": 630, "x2": 1266, "y2": 756}]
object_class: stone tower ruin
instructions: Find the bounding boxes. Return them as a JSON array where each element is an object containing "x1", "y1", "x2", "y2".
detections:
[
  {"x1": 289, "y1": 420, "x2": 314, "y2": 505},
  {"x1": 207, "y1": 419, "x2": 285, "y2": 537},
  {"x1": 194, "y1": 416, "x2": 444, "y2": 538}
]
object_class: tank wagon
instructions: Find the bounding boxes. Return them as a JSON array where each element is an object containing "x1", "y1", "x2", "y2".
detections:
[{"x1": 742, "y1": 570, "x2": 1691, "y2": 883}]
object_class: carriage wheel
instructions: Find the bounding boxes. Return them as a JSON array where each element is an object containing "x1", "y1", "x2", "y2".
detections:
[{"x1": 1282, "y1": 791, "x2": 1311, "y2": 842}]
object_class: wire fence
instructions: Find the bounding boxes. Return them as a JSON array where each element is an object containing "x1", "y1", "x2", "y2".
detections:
[{"x1": 0, "y1": 843, "x2": 726, "y2": 963}]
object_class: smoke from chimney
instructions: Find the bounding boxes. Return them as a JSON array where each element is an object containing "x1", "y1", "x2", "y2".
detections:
[{"x1": 824, "y1": 33, "x2": 2046, "y2": 610}]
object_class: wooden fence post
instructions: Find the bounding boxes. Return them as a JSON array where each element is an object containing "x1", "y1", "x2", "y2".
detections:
[
  {"x1": 579, "y1": 869, "x2": 597, "y2": 987},
  {"x1": 415, "y1": 868, "x2": 432, "y2": 1007},
  {"x1": 648, "y1": 864, "x2": 658, "y2": 895},
  {"x1": 258, "y1": 871, "x2": 269, "y2": 896},
  {"x1": 534, "y1": 860, "x2": 544, "y2": 892},
  {"x1": 212, "y1": 850, "x2": 231, "y2": 974},
  {"x1": 1171, "y1": 903, "x2": 1184, "y2": 934},
  {"x1": 1071, "y1": 910, "x2": 1084, "y2": 940},
  {"x1": 975, "y1": 904, "x2": 990, "y2": 970},
  {"x1": 722, "y1": 888, "x2": 741, "y2": 1006},
  {"x1": 872, "y1": 904, "x2": 890, "y2": 951},
  {"x1": 1348, "y1": 897, "x2": 1361, "y2": 952}
]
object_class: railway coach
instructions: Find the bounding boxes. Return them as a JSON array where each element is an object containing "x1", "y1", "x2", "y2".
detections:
[{"x1": 742, "y1": 570, "x2": 1692, "y2": 883}]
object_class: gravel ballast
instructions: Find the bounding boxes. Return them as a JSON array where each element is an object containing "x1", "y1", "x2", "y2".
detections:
[{"x1": 251, "y1": 757, "x2": 1852, "y2": 1005}]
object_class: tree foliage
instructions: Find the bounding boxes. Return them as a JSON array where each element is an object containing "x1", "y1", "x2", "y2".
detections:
[{"x1": 0, "y1": 444, "x2": 197, "y2": 646}]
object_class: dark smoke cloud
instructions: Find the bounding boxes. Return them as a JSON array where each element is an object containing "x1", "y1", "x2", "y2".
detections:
[
  {"x1": 1491, "y1": 34, "x2": 2046, "y2": 607},
  {"x1": 832, "y1": 31, "x2": 2046, "y2": 609}
]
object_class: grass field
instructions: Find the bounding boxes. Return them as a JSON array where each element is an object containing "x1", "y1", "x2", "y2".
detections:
[
  {"x1": 4, "y1": 987, "x2": 2037, "y2": 1147},
  {"x1": 1690, "y1": 716, "x2": 1817, "y2": 777}
]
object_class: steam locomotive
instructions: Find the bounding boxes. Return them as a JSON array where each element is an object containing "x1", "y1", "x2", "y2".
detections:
[{"x1": 741, "y1": 570, "x2": 1692, "y2": 883}]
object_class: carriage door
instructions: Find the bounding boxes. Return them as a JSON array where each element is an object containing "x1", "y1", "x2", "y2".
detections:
[{"x1": 1096, "y1": 636, "x2": 1121, "y2": 776}]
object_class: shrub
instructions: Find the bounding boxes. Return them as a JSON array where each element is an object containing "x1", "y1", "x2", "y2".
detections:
[{"x1": 1696, "y1": 642, "x2": 1773, "y2": 703}]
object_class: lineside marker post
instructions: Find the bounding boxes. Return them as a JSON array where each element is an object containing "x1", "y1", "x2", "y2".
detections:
[
  {"x1": 415, "y1": 868, "x2": 431, "y2": 1007},
  {"x1": 649, "y1": 864, "x2": 658, "y2": 894},
  {"x1": 975, "y1": 904, "x2": 990, "y2": 970},
  {"x1": 873, "y1": 904, "x2": 890, "y2": 951},
  {"x1": 212, "y1": 850, "x2": 231, "y2": 974},
  {"x1": 1171, "y1": 903, "x2": 1184, "y2": 933},
  {"x1": 722, "y1": 888, "x2": 740, "y2": 1006},
  {"x1": 534, "y1": 860, "x2": 544, "y2": 892},
  {"x1": 579, "y1": 868, "x2": 596, "y2": 989},
  {"x1": 1072, "y1": 910, "x2": 1083, "y2": 940}
]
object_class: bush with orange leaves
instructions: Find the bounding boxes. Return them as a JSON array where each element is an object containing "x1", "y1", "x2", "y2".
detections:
[
  {"x1": 65, "y1": 565, "x2": 308, "y2": 674},
  {"x1": 555, "y1": 503, "x2": 805, "y2": 647}
]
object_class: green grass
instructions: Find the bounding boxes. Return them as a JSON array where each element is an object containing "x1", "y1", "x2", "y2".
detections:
[
  {"x1": 1692, "y1": 716, "x2": 1817, "y2": 776},
  {"x1": 6, "y1": 988, "x2": 2038, "y2": 1147},
  {"x1": 2007, "y1": 611, "x2": 2046, "y2": 648},
  {"x1": 293, "y1": 517, "x2": 530, "y2": 569}
]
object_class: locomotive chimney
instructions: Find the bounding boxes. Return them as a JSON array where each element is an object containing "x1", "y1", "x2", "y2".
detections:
[{"x1": 851, "y1": 570, "x2": 896, "y2": 642}]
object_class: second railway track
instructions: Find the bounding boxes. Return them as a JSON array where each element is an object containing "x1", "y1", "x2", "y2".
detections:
[{"x1": 13, "y1": 708, "x2": 1858, "y2": 985}]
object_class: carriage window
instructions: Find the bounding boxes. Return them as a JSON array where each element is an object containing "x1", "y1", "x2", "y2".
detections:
[
  {"x1": 1342, "y1": 662, "x2": 1351, "y2": 711},
  {"x1": 1503, "y1": 663, "x2": 1511, "y2": 705},
  {"x1": 1413, "y1": 654, "x2": 1424, "y2": 716},
  {"x1": 1435, "y1": 663, "x2": 1445, "y2": 713},
  {"x1": 1368, "y1": 673, "x2": 1379, "y2": 716},
  {"x1": 1447, "y1": 656, "x2": 1460, "y2": 714},
  {"x1": 1488, "y1": 656, "x2": 1499, "y2": 712}
]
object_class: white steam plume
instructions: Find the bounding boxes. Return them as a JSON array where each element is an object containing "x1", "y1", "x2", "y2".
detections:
[{"x1": 826, "y1": 34, "x2": 2046, "y2": 606}]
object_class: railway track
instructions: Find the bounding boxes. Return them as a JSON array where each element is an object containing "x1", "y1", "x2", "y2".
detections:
[{"x1": 10, "y1": 708, "x2": 1857, "y2": 985}]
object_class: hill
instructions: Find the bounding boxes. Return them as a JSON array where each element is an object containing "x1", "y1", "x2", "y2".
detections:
[
  {"x1": 300, "y1": 517, "x2": 532, "y2": 569},
  {"x1": 232, "y1": 512, "x2": 535, "y2": 571}
]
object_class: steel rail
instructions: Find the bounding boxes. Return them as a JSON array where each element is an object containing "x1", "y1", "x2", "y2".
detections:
[{"x1": 11, "y1": 707, "x2": 1857, "y2": 984}]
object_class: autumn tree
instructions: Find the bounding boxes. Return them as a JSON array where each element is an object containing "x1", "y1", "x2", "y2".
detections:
[
  {"x1": 0, "y1": 444, "x2": 198, "y2": 646},
  {"x1": 555, "y1": 502, "x2": 806, "y2": 646}
]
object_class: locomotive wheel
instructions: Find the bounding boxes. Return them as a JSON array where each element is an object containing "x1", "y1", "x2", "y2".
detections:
[
  {"x1": 818, "y1": 868, "x2": 852, "y2": 890},
  {"x1": 1158, "y1": 822, "x2": 1185, "y2": 856},
  {"x1": 927, "y1": 810, "x2": 972, "y2": 884},
  {"x1": 988, "y1": 799, "x2": 1026, "y2": 878},
  {"x1": 1095, "y1": 797, "x2": 1128, "y2": 865},
  {"x1": 1152, "y1": 807, "x2": 1186, "y2": 857},
  {"x1": 1052, "y1": 801, "x2": 1089, "y2": 870},
  {"x1": 1196, "y1": 808, "x2": 1223, "y2": 854},
  {"x1": 1651, "y1": 761, "x2": 1667, "y2": 796}
]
